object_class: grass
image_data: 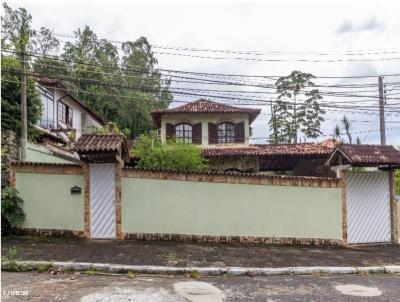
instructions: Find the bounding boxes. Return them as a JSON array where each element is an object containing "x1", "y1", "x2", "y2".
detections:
[
  {"x1": 189, "y1": 270, "x2": 200, "y2": 279},
  {"x1": 36, "y1": 263, "x2": 53, "y2": 273},
  {"x1": 163, "y1": 251, "x2": 178, "y2": 266},
  {"x1": 127, "y1": 271, "x2": 136, "y2": 278},
  {"x1": 85, "y1": 268, "x2": 99, "y2": 276}
]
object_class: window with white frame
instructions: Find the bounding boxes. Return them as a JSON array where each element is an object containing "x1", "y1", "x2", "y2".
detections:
[
  {"x1": 38, "y1": 86, "x2": 54, "y2": 128},
  {"x1": 58, "y1": 101, "x2": 73, "y2": 127},
  {"x1": 217, "y1": 122, "x2": 235, "y2": 143}
]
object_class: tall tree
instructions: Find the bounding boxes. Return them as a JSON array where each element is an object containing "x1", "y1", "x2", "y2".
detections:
[
  {"x1": 268, "y1": 71, "x2": 325, "y2": 144},
  {"x1": 1, "y1": 3, "x2": 41, "y2": 136},
  {"x1": 61, "y1": 27, "x2": 172, "y2": 137},
  {"x1": 3, "y1": 4, "x2": 172, "y2": 139},
  {"x1": 332, "y1": 115, "x2": 360, "y2": 144},
  {"x1": 342, "y1": 115, "x2": 352, "y2": 144}
]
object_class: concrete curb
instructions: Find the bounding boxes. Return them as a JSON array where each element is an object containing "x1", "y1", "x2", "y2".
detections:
[{"x1": 2, "y1": 261, "x2": 400, "y2": 276}]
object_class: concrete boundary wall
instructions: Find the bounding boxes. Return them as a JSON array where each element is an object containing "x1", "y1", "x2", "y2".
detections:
[
  {"x1": 121, "y1": 168, "x2": 344, "y2": 245},
  {"x1": 11, "y1": 163, "x2": 345, "y2": 245},
  {"x1": 11, "y1": 163, "x2": 84, "y2": 232}
]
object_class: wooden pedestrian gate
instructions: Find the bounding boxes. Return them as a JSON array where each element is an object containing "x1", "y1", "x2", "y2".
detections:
[
  {"x1": 345, "y1": 171, "x2": 392, "y2": 244},
  {"x1": 89, "y1": 163, "x2": 116, "y2": 239}
]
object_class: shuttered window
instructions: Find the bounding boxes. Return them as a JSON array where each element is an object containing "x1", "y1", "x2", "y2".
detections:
[{"x1": 217, "y1": 122, "x2": 235, "y2": 143}]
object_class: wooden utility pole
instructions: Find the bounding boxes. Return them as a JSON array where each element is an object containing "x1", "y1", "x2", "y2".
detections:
[
  {"x1": 378, "y1": 76, "x2": 386, "y2": 145},
  {"x1": 20, "y1": 51, "x2": 27, "y2": 160}
]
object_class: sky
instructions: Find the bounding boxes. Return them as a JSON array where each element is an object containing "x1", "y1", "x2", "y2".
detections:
[{"x1": 7, "y1": 0, "x2": 400, "y2": 145}]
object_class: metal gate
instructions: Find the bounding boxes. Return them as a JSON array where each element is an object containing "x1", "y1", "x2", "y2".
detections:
[
  {"x1": 346, "y1": 171, "x2": 391, "y2": 244},
  {"x1": 90, "y1": 163, "x2": 116, "y2": 239}
]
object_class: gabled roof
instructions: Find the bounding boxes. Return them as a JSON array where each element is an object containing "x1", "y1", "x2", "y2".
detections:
[
  {"x1": 74, "y1": 134, "x2": 127, "y2": 153},
  {"x1": 326, "y1": 144, "x2": 400, "y2": 167},
  {"x1": 151, "y1": 99, "x2": 261, "y2": 128},
  {"x1": 202, "y1": 143, "x2": 333, "y2": 157},
  {"x1": 36, "y1": 77, "x2": 105, "y2": 126}
]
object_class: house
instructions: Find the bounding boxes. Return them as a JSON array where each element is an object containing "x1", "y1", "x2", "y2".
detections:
[
  {"x1": 35, "y1": 77, "x2": 104, "y2": 143},
  {"x1": 151, "y1": 98, "x2": 260, "y2": 147},
  {"x1": 150, "y1": 99, "x2": 334, "y2": 174},
  {"x1": 23, "y1": 77, "x2": 105, "y2": 163}
]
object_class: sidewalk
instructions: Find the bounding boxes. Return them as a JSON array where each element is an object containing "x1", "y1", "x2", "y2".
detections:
[{"x1": 2, "y1": 236, "x2": 399, "y2": 268}]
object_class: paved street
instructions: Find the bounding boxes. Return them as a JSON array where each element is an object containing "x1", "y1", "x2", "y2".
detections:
[{"x1": 2, "y1": 271, "x2": 400, "y2": 301}]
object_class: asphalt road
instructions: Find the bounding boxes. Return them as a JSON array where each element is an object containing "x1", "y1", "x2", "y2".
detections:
[{"x1": 2, "y1": 271, "x2": 400, "y2": 301}]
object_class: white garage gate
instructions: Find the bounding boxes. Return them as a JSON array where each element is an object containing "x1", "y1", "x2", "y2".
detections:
[{"x1": 345, "y1": 171, "x2": 392, "y2": 244}]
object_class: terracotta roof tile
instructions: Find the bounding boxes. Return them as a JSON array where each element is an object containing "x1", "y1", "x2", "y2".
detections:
[
  {"x1": 73, "y1": 134, "x2": 126, "y2": 153},
  {"x1": 331, "y1": 144, "x2": 400, "y2": 166},
  {"x1": 151, "y1": 99, "x2": 261, "y2": 128},
  {"x1": 202, "y1": 143, "x2": 333, "y2": 157}
]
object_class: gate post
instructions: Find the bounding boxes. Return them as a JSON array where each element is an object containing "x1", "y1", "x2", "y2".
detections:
[
  {"x1": 83, "y1": 163, "x2": 91, "y2": 238},
  {"x1": 74, "y1": 134, "x2": 129, "y2": 240},
  {"x1": 339, "y1": 170, "x2": 348, "y2": 246},
  {"x1": 115, "y1": 159, "x2": 123, "y2": 240},
  {"x1": 389, "y1": 170, "x2": 398, "y2": 244}
]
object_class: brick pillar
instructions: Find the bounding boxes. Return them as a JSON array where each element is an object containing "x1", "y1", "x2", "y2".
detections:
[
  {"x1": 389, "y1": 170, "x2": 398, "y2": 244},
  {"x1": 83, "y1": 163, "x2": 91, "y2": 238},
  {"x1": 115, "y1": 161, "x2": 123, "y2": 240},
  {"x1": 340, "y1": 170, "x2": 348, "y2": 245}
]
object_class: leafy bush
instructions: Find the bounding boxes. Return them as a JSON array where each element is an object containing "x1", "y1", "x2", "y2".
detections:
[
  {"x1": 396, "y1": 169, "x2": 400, "y2": 196},
  {"x1": 133, "y1": 131, "x2": 207, "y2": 171},
  {"x1": 1, "y1": 186, "x2": 25, "y2": 235}
]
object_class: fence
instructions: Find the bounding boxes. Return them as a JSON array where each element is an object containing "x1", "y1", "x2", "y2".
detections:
[{"x1": 11, "y1": 162, "x2": 346, "y2": 245}]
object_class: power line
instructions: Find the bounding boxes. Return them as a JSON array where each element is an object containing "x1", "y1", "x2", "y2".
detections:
[
  {"x1": 3, "y1": 48, "x2": 400, "y2": 83},
  {"x1": 4, "y1": 67, "x2": 400, "y2": 113},
  {"x1": 14, "y1": 59, "x2": 400, "y2": 100},
  {"x1": 55, "y1": 33, "x2": 400, "y2": 57}
]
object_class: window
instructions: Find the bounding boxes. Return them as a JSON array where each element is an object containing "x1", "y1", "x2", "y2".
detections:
[
  {"x1": 175, "y1": 123, "x2": 192, "y2": 143},
  {"x1": 37, "y1": 87, "x2": 54, "y2": 128},
  {"x1": 218, "y1": 122, "x2": 235, "y2": 143},
  {"x1": 58, "y1": 101, "x2": 73, "y2": 127}
]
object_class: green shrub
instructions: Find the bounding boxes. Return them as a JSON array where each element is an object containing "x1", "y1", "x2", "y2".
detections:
[
  {"x1": 133, "y1": 131, "x2": 207, "y2": 171},
  {"x1": 1, "y1": 186, "x2": 25, "y2": 235}
]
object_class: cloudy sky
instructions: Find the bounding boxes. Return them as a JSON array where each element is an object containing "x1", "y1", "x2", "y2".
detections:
[{"x1": 8, "y1": 0, "x2": 400, "y2": 145}]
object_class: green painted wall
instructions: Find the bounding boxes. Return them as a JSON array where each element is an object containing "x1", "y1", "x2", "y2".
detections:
[
  {"x1": 16, "y1": 172, "x2": 84, "y2": 231},
  {"x1": 122, "y1": 178, "x2": 343, "y2": 239},
  {"x1": 25, "y1": 143, "x2": 76, "y2": 164}
]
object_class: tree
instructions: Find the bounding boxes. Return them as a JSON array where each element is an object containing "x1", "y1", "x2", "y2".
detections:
[
  {"x1": 1, "y1": 3, "x2": 41, "y2": 136},
  {"x1": 342, "y1": 115, "x2": 352, "y2": 144},
  {"x1": 332, "y1": 124, "x2": 341, "y2": 142},
  {"x1": 61, "y1": 27, "x2": 172, "y2": 138},
  {"x1": 133, "y1": 132, "x2": 207, "y2": 171},
  {"x1": 2, "y1": 4, "x2": 172, "y2": 139},
  {"x1": 1, "y1": 186, "x2": 25, "y2": 235},
  {"x1": 332, "y1": 115, "x2": 361, "y2": 144},
  {"x1": 1, "y1": 56, "x2": 42, "y2": 135},
  {"x1": 268, "y1": 71, "x2": 325, "y2": 144}
]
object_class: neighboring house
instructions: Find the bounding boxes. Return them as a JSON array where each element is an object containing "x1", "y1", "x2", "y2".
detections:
[
  {"x1": 35, "y1": 77, "x2": 104, "y2": 143},
  {"x1": 23, "y1": 77, "x2": 105, "y2": 164},
  {"x1": 151, "y1": 99, "x2": 334, "y2": 174}
]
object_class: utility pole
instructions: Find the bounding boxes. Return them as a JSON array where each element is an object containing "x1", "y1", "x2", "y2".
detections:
[
  {"x1": 378, "y1": 76, "x2": 386, "y2": 145},
  {"x1": 20, "y1": 51, "x2": 27, "y2": 160}
]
